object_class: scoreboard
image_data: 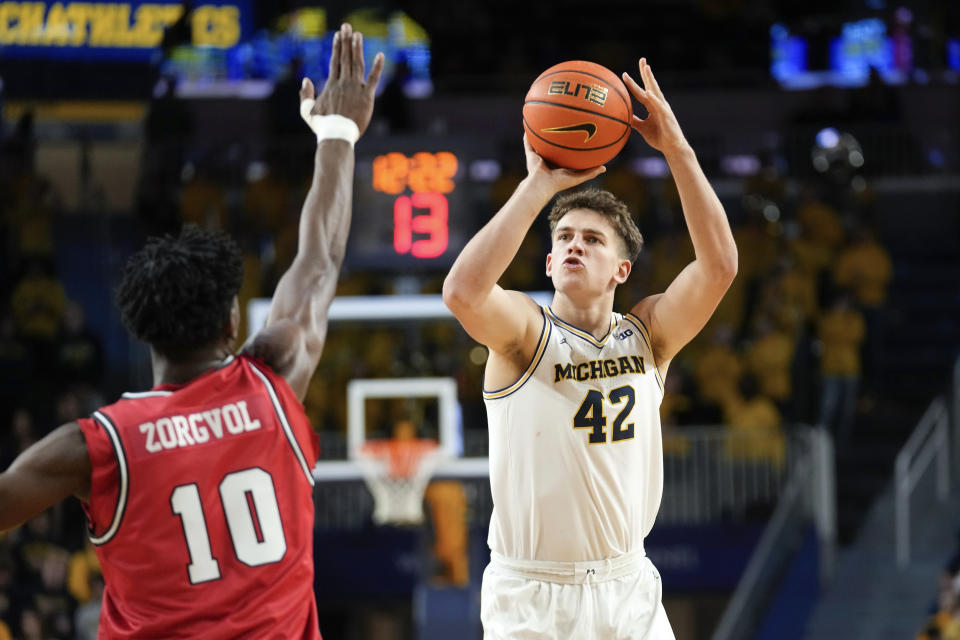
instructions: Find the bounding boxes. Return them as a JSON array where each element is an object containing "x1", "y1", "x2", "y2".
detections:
[{"x1": 349, "y1": 138, "x2": 500, "y2": 270}]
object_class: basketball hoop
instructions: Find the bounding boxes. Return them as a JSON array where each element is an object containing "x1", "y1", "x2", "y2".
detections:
[{"x1": 357, "y1": 437, "x2": 442, "y2": 526}]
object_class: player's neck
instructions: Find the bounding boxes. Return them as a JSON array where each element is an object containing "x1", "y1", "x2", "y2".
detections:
[
  {"x1": 151, "y1": 345, "x2": 234, "y2": 387},
  {"x1": 549, "y1": 293, "x2": 614, "y2": 340}
]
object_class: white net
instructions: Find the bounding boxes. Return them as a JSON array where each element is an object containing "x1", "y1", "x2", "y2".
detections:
[{"x1": 357, "y1": 439, "x2": 444, "y2": 525}]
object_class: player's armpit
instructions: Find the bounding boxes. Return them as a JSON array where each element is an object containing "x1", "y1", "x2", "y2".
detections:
[
  {"x1": 443, "y1": 286, "x2": 542, "y2": 362},
  {"x1": 241, "y1": 317, "x2": 316, "y2": 400},
  {"x1": 0, "y1": 422, "x2": 91, "y2": 532}
]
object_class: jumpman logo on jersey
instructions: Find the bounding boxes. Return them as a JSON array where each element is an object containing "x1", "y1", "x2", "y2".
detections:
[{"x1": 559, "y1": 337, "x2": 567, "y2": 345}]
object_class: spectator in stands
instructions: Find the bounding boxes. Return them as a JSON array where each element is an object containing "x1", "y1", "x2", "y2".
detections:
[
  {"x1": 832, "y1": 223, "x2": 893, "y2": 396},
  {"x1": 73, "y1": 573, "x2": 102, "y2": 640},
  {"x1": 10, "y1": 260, "x2": 66, "y2": 344},
  {"x1": 744, "y1": 315, "x2": 795, "y2": 407},
  {"x1": 722, "y1": 374, "x2": 785, "y2": 468},
  {"x1": 694, "y1": 323, "x2": 743, "y2": 414},
  {"x1": 729, "y1": 204, "x2": 781, "y2": 337},
  {"x1": 816, "y1": 292, "x2": 865, "y2": 446},
  {"x1": 54, "y1": 302, "x2": 104, "y2": 395},
  {"x1": 66, "y1": 542, "x2": 99, "y2": 606},
  {"x1": 6, "y1": 172, "x2": 58, "y2": 260},
  {"x1": 787, "y1": 211, "x2": 833, "y2": 296},
  {"x1": 765, "y1": 256, "x2": 818, "y2": 339},
  {"x1": 796, "y1": 189, "x2": 845, "y2": 257},
  {"x1": 18, "y1": 609, "x2": 47, "y2": 640},
  {"x1": 30, "y1": 548, "x2": 74, "y2": 638},
  {"x1": 832, "y1": 224, "x2": 892, "y2": 310}
]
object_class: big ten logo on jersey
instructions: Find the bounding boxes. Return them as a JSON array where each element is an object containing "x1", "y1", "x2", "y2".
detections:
[
  {"x1": 136, "y1": 397, "x2": 269, "y2": 457},
  {"x1": 547, "y1": 80, "x2": 608, "y2": 107},
  {"x1": 615, "y1": 329, "x2": 633, "y2": 341}
]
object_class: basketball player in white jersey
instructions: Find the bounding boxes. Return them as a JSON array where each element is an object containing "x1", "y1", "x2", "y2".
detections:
[{"x1": 443, "y1": 59, "x2": 737, "y2": 639}]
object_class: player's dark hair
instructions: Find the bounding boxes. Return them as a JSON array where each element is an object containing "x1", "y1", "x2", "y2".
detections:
[
  {"x1": 115, "y1": 225, "x2": 243, "y2": 356},
  {"x1": 547, "y1": 188, "x2": 644, "y2": 261}
]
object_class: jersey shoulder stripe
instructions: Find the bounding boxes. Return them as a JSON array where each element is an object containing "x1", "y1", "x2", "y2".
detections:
[
  {"x1": 246, "y1": 359, "x2": 315, "y2": 487},
  {"x1": 483, "y1": 308, "x2": 551, "y2": 400},
  {"x1": 121, "y1": 390, "x2": 173, "y2": 399},
  {"x1": 623, "y1": 312, "x2": 663, "y2": 391},
  {"x1": 88, "y1": 411, "x2": 130, "y2": 546}
]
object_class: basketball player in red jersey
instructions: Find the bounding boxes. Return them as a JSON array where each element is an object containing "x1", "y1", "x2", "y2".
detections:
[{"x1": 0, "y1": 23, "x2": 382, "y2": 639}]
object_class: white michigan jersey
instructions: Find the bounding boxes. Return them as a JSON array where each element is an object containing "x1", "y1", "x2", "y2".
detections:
[{"x1": 484, "y1": 305, "x2": 665, "y2": 563}]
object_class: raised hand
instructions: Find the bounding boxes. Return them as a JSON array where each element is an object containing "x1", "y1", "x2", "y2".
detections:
[
  {"x1": 299, "y1": 23, "x2": 385, "y2": 137},
  {"x1": 622, "y1": 58, "x2": 688, "y2": 155}
]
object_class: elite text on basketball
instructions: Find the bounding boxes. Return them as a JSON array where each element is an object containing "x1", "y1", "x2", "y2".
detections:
[{"x1": 546, "y1": 81, "x2": 608, "y2": 107}]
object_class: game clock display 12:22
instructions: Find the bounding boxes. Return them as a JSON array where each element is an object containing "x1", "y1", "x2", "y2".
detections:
[{"x1": 350, "y1": 145, "x2": 481, "y2": 270}]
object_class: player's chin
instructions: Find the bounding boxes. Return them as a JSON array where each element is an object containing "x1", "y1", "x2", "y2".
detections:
[{"x1": 553, "y1": 274, "x2": 591, "y2": 294}]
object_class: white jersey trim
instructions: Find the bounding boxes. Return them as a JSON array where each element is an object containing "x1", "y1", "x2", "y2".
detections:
[
  {"x1": 121, "y1": 390, "x2": 173, "y2": 399},
  {"x1": 483, "y1": 309, "x2": 551, "y2": 400},
  {"x1": 88, "y1": 411, "x2": 130, "y2": 546},
  {"x1": 623, "y1": 313, "x2": 664, "y2": 392},
  {"x1": 246, "y1": 360, "x2": 315, "y2": 487}
]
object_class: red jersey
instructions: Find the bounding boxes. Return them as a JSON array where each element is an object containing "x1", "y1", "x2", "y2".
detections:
[{"x1": 78, "y1": 355, "x2": 321, "y2": 639}]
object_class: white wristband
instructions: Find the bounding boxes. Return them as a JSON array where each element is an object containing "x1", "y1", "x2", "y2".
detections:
[{"x1": 299, "y1": 99, "x2": 359, "y2": 145}]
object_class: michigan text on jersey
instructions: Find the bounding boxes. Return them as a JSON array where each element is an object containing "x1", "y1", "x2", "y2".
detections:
[{"x1": 554, "y1": 355, "x2": 646, "y2": 383}]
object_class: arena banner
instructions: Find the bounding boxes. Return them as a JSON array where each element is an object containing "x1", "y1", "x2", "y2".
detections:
[
  {"x1": 0, "y1": 0, "x2": 251, "y2": 60},
  {"x1": 645, "y1": 523, "x2": 766, "y2": 591}
]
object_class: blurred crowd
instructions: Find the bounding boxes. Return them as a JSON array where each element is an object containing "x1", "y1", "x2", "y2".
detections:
[{"x1": 1, "y1": 118, "x2": 107, "y2": 640}]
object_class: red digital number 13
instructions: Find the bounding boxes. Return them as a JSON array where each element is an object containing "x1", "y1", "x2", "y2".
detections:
[{"x1": 393, "y1": 192, "x2": 449, "y2": 259}]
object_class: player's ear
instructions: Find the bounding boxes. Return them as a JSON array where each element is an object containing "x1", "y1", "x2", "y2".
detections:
[
  {"x1": 545, "y1": 252, "x2": 554, "y2": 277},
  {"x1": 227, "y1": 297, "x2": 240, "y2": 342},
  {"x1": 613, "y1": 258, "x2": 631, "y2": 285}
]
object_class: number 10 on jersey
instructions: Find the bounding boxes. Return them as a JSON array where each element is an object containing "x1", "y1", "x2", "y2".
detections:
[{"x1": 171, "y1": 467, "x2": 287, "y2": 584}]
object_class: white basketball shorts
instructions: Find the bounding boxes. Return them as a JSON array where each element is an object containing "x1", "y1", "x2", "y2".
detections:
[{"x1": 481, "y1": 550, "x2": 675, "y2": 640}]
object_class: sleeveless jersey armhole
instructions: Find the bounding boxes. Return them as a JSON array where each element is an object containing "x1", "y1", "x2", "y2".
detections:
[
  {"x1": 483, "y1": 307, "x2": 551, "y2": 401},
  {"x1": 624, "y1": 312, "x2": 665, "y2": 397},
  {"x1": 78, "y1": 411, "x2": 129, "y2": 545}
]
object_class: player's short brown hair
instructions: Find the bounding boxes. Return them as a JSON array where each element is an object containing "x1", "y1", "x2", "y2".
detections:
[{"x1": 547, "y1": 188, "x2": 644, "y2": 261}]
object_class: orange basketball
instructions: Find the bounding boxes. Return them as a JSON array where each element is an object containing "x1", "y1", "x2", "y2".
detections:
[{"x1": 523, "y1": 60, "x2": 633, "y2": 170}]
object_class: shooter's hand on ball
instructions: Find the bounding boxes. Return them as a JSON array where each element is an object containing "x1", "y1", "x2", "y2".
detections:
[{"x1": 522, "y1": 133, "x2": 606, "y2": 200}]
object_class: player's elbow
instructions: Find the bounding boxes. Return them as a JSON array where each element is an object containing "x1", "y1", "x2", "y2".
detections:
[
  {"x1": 719, "y1": 248, "x2": 738, "y2": 284},
  {"x1": 442, "y1": 272, "x2": 484, "y2": 317},
  {"x1": 707, "y1": 246, "x2": 738, "y2": 288},
  {"x1": 442, "y1": 276, "x2": 469, "y2": 314}
]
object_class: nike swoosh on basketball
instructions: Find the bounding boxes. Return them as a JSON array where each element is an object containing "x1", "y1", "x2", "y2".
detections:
[{"x1": 541, "y1": 122, "x2": 598, "y2": 142}]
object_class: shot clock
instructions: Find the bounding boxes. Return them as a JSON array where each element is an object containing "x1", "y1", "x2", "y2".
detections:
[
  {"x1": 349, "y1": 139, "x2": 493, "y2": 271},
  {"x1": 372, "y1": 151, "x2": 457, "y2": 259}
]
